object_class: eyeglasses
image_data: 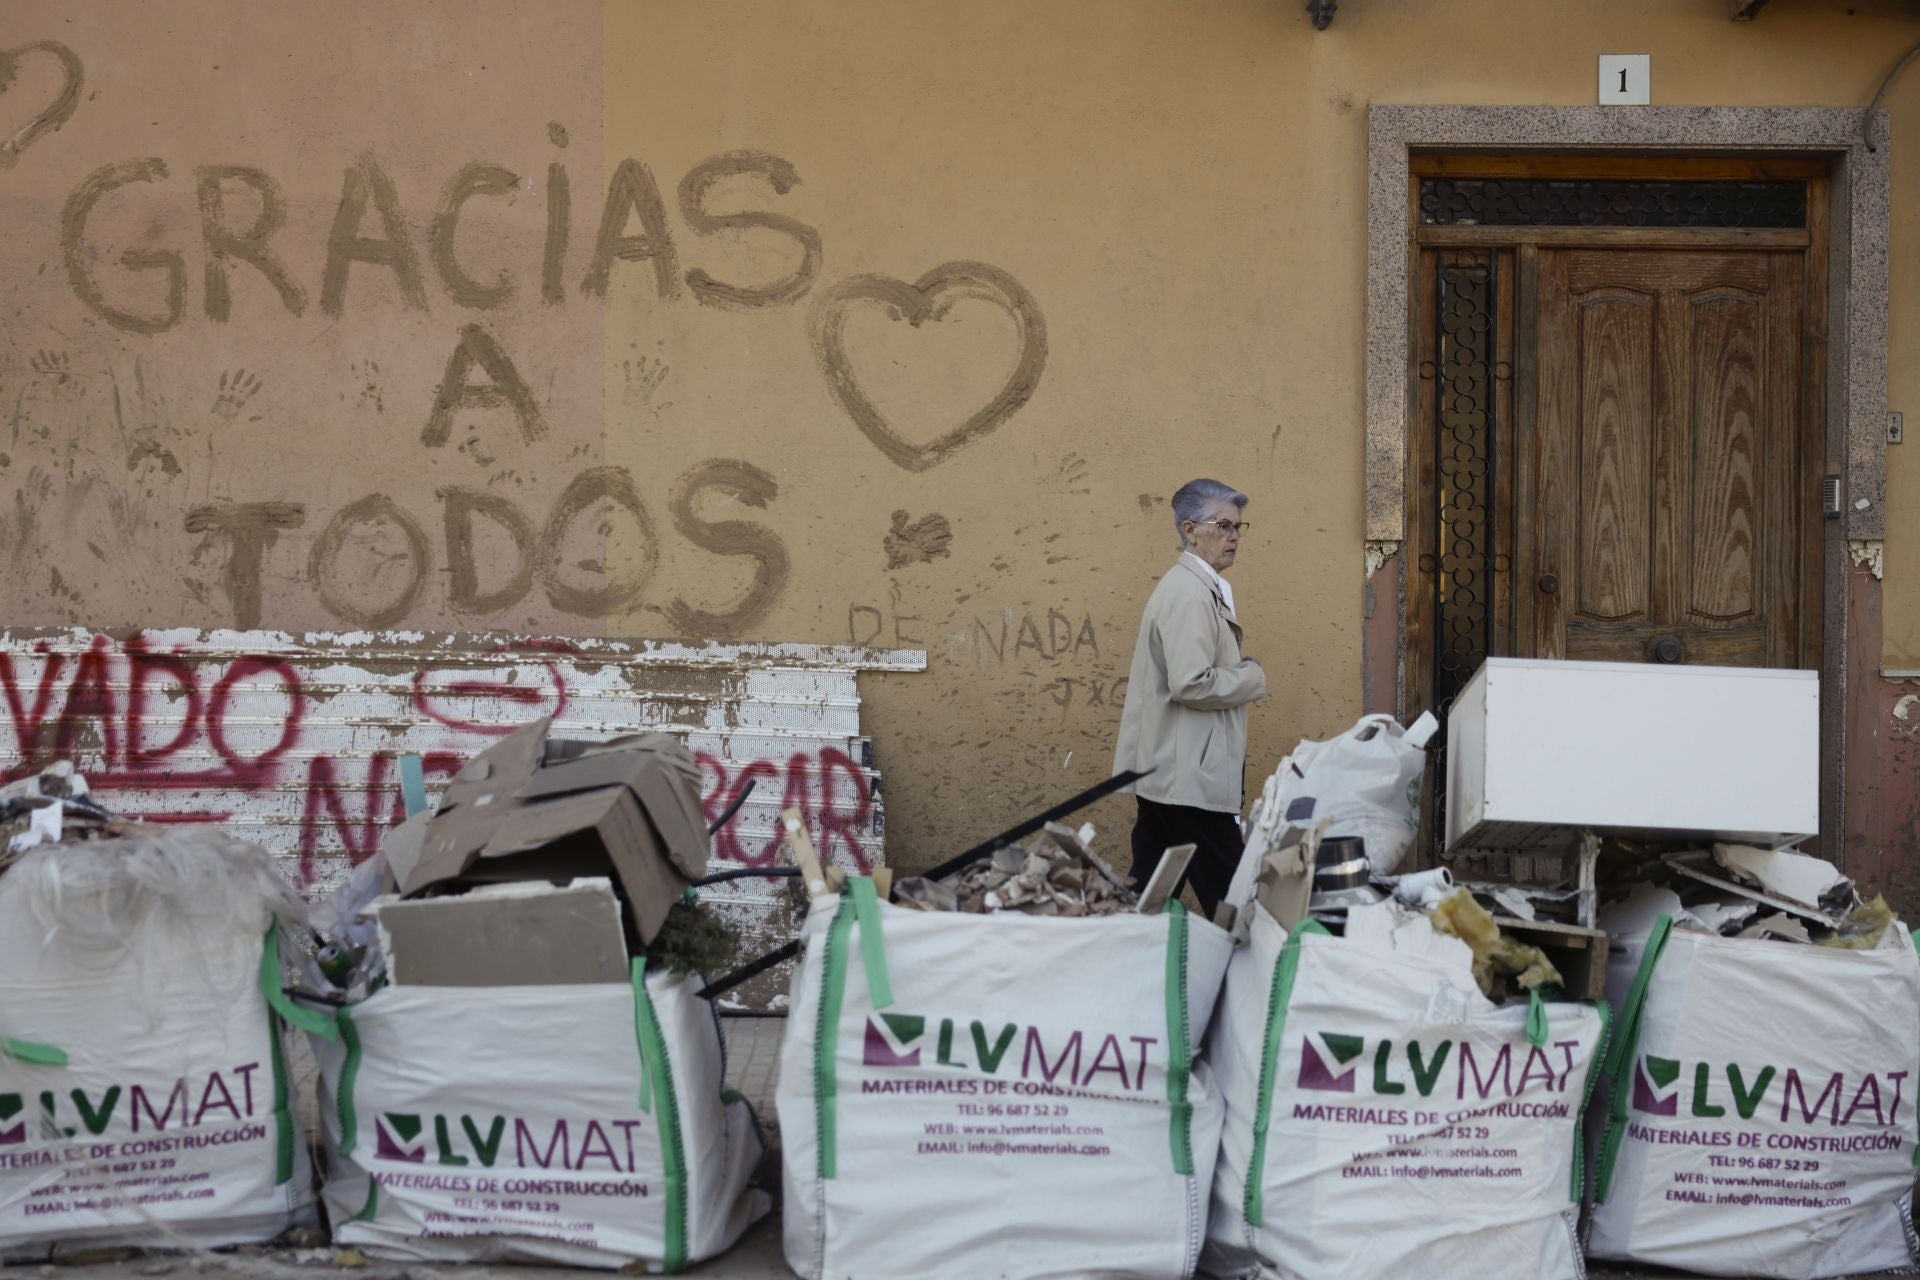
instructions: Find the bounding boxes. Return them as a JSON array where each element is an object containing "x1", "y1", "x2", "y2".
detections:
[{"x1": 1193, "y1": 519, "x2": 1249, "y2": 534}]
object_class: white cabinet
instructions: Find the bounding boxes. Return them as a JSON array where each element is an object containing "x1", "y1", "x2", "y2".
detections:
[{"x1": 1444, "y1": 658, "x2": 1819, "y2": 852}]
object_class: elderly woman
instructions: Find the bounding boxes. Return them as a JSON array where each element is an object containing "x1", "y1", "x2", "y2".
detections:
[{"x1": 1112, "y1": 478, "x2": 1267, "y2": 917}]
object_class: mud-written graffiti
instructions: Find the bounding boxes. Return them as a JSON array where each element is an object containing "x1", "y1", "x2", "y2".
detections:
[
  {"x1": 883, "y1": 510, "x2": 953, "y2": 568},
  {"x1": 848, "y1": 601, "x2": 1104, "y2": 668},
  {"x1": 0, "y1": 40, "x2": 83, "y2": 169},
  {"x1": 0, "y1": 629, "x2": 922, "y2": 894},
  {"x1": 62, "y1": 146, "x2": 825, "y2": 326},
  {"x1": 960, "y1": 607, "x2": 1101, "y2": 668},
  {"x1": 54, "y1": 141, "x2": 1047, "y2": 472},
  {"x1": 810, "y1": 261, "x2": 1048, "y2": 473},
  {"x1": 177, "y1": 460, "x2": 788, "y2": 634},
  {"x1": 1042, "y1": 673, "x2": 1130, "y2": 711}
]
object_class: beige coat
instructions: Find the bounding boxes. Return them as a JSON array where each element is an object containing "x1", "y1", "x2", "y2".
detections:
[{"x1": 1113, "y1": 557, "x2": 1267, "y2": 814}]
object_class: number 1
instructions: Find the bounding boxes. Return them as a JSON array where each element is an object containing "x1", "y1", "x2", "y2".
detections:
[{"x1": 1618, "y1": 68, "x2": 1629, "y2": 92}]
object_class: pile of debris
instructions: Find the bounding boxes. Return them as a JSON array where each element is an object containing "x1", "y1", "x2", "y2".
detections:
[
  {"x1": 893, "y1": 823, "x2": 1159, "y2": 917},
  {"x1": 0, "y1": 762, "x2": 127, "y2": 874},
  {"x1": 319, "y1": 717, "x2": 726, "y2": 994},
  {"x1": 310, "y1": 719, "x2": 770, "y2": 1270},
  {"x1": 0, "y1": 818, "x2": 320, "y2": 1256},
  {"x1": 1232, "y1": 816, "x2": 1564, "y2": 1001},
  {"x1": 1602, "y1": 839, "x2": 1897, "y2": 948}
]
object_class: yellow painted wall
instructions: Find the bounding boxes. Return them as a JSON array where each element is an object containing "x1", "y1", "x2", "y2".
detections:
[{"x1": 2, "y1": 0, "x2": 1916, "y2": 867}]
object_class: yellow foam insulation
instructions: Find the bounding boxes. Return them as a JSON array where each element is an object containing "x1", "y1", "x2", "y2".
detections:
[
  {"x1": 1432, "y1": 890, "x2": 1562, "y2": 998},
  {"x1": 1818, "y1": 894, "x2": 1900, "y2": 950}
]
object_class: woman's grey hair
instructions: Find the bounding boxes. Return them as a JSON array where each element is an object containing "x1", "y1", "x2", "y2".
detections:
[{"x1": 1171, "y1": 478, "x2": 1248, "y2": 546}]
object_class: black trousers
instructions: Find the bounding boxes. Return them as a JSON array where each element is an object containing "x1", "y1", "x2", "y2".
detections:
[{"x1": 1127, "y1": 796, "x2": 1242, "y2": 920}]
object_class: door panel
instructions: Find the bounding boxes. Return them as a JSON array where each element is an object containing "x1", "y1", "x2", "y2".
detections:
[
  {"x1": 1685, "y1": 289, "x2": 1763, "y2": 624},
  {"x1": 1574, "y1": 289, "x2": 1654, "y2": 624},
  {"x1": 1522, "y1": 248, "x2": 1805, "y2": 667}
]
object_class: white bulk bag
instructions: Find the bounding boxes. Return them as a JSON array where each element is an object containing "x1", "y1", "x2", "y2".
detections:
[
  {"x1": 1204, "y1": 903, "x2": 1607, "y2": 1280},
  {"x1": 0, "y1": 833, "x2": 321, "y2": 1257},
  {"x1": 1245, "y1": 713, "x2": 1434, "y2": 878},
  {"x1": 315, "y1": 964, "x2": 767, "y2": 1271},
  {"x1": 778, "y1": 878, "x2": 1232, "y2": 1280},
  {"x1": 1588, "y1": 915, "x2": 1920, "y2": 1278}
]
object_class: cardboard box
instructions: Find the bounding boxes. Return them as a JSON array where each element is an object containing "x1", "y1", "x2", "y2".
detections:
[
  {"x1": 1255, "y1": 829, "x2": 1313, "y2": 931},
  {"x1": 401, "y1": 718, "x2": 711, "y2": 947},
  {"x1": 375, "y1": 879, "x2": 630, "y2": 987}
]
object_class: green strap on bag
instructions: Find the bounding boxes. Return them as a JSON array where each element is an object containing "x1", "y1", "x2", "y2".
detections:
[
  {"x1": 0, "y1": 1037, "x2": 66, "y2": 1067},
  {"x1": 630, "y1": 958, "x2": 689, "y2": 1273},
  {"x1": 331, "y1": 1006, "x2": 379, "y2": 1220},
  {"x1": 1593, "y1": 913, "x2": 1675, "y2": 1204},
  {"x1": 815, "y1": 896, "x2": 857, "y2": 1181},
  {"x1": 1569, "y1": 997, "x2": 1613, "y2": 1202},
  {"x1": 1527, "y1": 987, "x2": 1550, "y2": 1047},
  {"x1": 335, "y1": 1007, "x2": 363, "y2": 1156},
  {"x1": 259, "y1": 923, "x2": 340, "y2": 1041},
  {"x1": 1244, "y1": 919, "x2": 1328, "y2": 1227},
  {"x1": 258, "y1": 922, "x2": 337, "y2": 1186},
  {"x1": 1163, "y1": 902, "x2": 1195, "y2": 1176},
  {"x1": 815, "y1": 875, "x2": 895, "y2": 1182},
  {"x1": 848, "y1": 877, "x2": 894, "y2": 1011}
]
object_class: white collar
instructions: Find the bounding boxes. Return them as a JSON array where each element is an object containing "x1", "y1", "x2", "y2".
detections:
[{"x1": 1182, "y1": 551, "x2": 1235, "y2": 618}]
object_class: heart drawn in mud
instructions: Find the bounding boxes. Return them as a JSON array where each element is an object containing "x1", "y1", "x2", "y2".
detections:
[
  {"x1": 810, "y1": 260, "x2": 1048, "y2": 473},
  {"x1": 0, "y1": 41, "x2": 83, "y2": 170}
]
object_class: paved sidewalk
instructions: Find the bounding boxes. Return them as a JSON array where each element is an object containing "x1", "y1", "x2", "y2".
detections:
[{"x1": 721, "y1": 1016, "x2": 784, "y2": 1151}]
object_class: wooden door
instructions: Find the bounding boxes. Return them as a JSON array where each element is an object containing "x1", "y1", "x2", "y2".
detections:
[{"x1": 1517, "y1": 248, "x2": 1814, "y2": 668}]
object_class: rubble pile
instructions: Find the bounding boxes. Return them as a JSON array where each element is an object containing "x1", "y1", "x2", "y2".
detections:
[
  {"x1": 1600, "y1": 839, "x2": 1904, "y2": 948},
  {"x1": 314, "y1": 717, "x2": 717, "y2": 993},
  {"x1": 0, "y1": 762, "x2": 126, "y2": 875},
  {"x1": 893, "y1": 823, "x2": 1137, "y2": 917},
  {"x1": 1233, "y1": 814, "x2": 1566, "y2": 1001},
  {"x1": 310, "y1": 719, "x2": 769, "y2": 1268},
  {"x1": 0, "y1": 816, "x2": 321, "y2": 1256}
]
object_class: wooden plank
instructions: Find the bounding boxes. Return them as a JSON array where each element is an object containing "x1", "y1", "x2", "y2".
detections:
[
  {"x1": 1409, "y1": 152, "x2": 1828, "y2": 181},
  {"x1": 1416, "y1": 225, "x2": 1808, "y2": 250},
  {"x1": 1492, "y1": 915, "x2": 1611, "y2": 1003}
]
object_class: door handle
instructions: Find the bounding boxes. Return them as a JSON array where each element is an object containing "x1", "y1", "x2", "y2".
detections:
[
  {"x1": 1537, "y1": 573, "x2": 1559, "y2": 595},
  {"x1": 1650, "y1": 635, "x2": 1684, "y2": 664}
]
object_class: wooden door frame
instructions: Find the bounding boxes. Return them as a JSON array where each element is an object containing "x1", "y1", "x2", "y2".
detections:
[{"x1": 1365, "y1": 107, "x2": 1889, "y2": 863}]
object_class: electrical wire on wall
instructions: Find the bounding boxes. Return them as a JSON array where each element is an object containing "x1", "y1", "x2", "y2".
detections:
[{"x1": 1865, "y1": 39, "x2": 1920, "y2": 152}]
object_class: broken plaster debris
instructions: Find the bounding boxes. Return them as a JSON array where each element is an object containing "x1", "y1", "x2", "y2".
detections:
[
  {"x1": 893, "y1": 825, "x2": 1138, "y2": 917},
  {"x1": 1710, "y1": 842, "x2": 1851, "y2": 914},
  {"x1": 1598, "y1": 838, "x2": 1903, "y2": 950},
  {"x1": 1848, "y1": 538, "x2": 1885, "y2": 579},
  {"x1": 0, "y1": 762, "x2": 134, "y2": 875},
  {"x1": 1364, "y1": 538, "x2": 1401, "y2": 577},
  {"x1": 1665, "y1": 850, "x2": 1846, "y2": 930}
]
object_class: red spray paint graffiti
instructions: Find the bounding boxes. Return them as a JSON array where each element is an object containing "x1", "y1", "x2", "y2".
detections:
[
  {"x1": 0, "y1": 632, "x2": 878, "y2": 885},
  {"x1": 696, "y1": 748, "x2": 876, "y2": 872}
]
